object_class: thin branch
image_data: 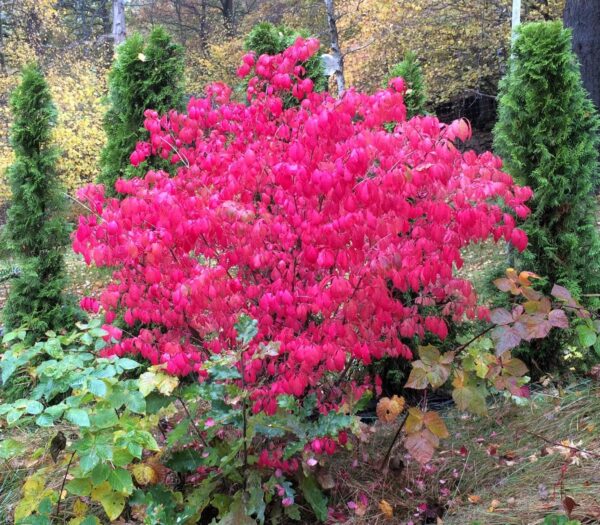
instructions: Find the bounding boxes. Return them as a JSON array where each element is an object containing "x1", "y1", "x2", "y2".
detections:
[
  {"x1": 55, "y1": 452, "x2": 76, "y2": 520},
  {"x1": 380, "y1": 410, "x2": 409, "y2": 469},
  {"x1": 523, "y1": 429, "x2": 600, "y2": 458},
  {"x1": 178, "y1": 397, "x2": 208, "y2": 447}
]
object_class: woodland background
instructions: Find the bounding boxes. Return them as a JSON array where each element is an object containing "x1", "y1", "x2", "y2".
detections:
[{"x1": 0, "y1": 0, "x2": 566, "y2": 209}]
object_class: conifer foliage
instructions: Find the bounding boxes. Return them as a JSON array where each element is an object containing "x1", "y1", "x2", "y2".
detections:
[
  {"x1": 98, "y1": 27, "x2": 185, "y2": 195},
  {"x1": 494, "y1": 22, "x2": 600, "y2": 296},
  {"x1": 386, "y1": 51, "x2": 427, "y2": 118},
  {"x1": 244, "y1": 22, "x2": 328, "y2": 94},
  {"x1": 2, "y1": 64, "x2": 72, "y2": 334}
]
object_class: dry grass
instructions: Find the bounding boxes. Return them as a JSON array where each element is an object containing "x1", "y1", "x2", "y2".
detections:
[{"x1": 328, "y1": 382, "x2": 600, "y2": 525}]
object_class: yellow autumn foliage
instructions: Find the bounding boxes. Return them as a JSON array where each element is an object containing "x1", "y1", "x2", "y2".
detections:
[{"x1": 0, "y1": 0, "x2": 107, "y2": 204}]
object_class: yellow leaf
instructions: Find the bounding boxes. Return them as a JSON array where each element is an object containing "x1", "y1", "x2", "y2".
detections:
[
  {"x1": 376, "y1": 395, "x2": 404, "y2": 423},
  {"x1": 379, "y1": 499, "x2": 394, "y2": 519},
  {"x1": 423, "y1": 411, "x2": 449, "y2": 439},
  {"x1": 405, "y1": 407, "x2": 424, "y2": 433},
  {"x1": 91, "y1": 481, "x2": 125, "y2": 521},
  {"x1": 132, "y1": 463, "x2": 159, "y2": 486}
]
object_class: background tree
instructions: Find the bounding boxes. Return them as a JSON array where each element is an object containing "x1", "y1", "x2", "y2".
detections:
[
  {"x1": 2, "y1": 64, "x2": 74, "y2": 335},
  {"x1": 244, "y1": 21, "x2": 328, "y2": 94},
  {"x1": 563, "y1": 0, "x2": 600, "y2": 111},
  {"x1": 494, "y1": 21, "x2": 600, "y2": 298},
  {"x1": 112, "y1": 0, "x2": 126, "y2": 47},
  {"x1": 98, "y1": 26, "x2": 185, "y2": 194},
  {"x1": 386, "y1": 51, "x2": 427, "y2": 118}
]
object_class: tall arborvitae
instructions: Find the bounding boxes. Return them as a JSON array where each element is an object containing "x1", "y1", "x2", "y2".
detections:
[
  {"x1": 2, "y1": 64, "x2": 73, "y2": 335},
  {"x1": 98, "y1": 26, "x2": 185, "y2": 194},
  {"x1": 494, "y1": 21, "x2": 600, "y2": 298},
  {"x1": 244, "y1": 22, "x2": 328, "y2": 99},
  {"x1": 386, "y1": 51, "x2": 427, "y2": 118}
]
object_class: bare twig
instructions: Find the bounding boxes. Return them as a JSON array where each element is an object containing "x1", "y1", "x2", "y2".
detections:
[
  {"x1": 380, "y1": 411, "x2": 409, "y2": 469},
  {"x1": 523, "y1": 429, "x2": 600, "y2": 458},
  {"x1": 55, "y1": 452, "x2": 76, "y2": 520},
  {"x1": 178, "y1": 397, "x2": 208, "y2": 447}
]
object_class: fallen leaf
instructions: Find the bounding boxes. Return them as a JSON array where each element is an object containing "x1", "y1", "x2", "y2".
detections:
[
  {"x1": 488, "y1": 499, "x2": 501, "y2": 512},
  {"x1": 468, "y1": 495, "x2": 482, "y2": 504},
  {"x1": 379, "y1": 499, "x2": 393, "y2": 519},
  {"x1": 563, "y1": 496, "x2": 578, "y2": 517}
]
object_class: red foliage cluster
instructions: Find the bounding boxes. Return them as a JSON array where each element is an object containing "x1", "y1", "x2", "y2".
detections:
[{"x1": 74, "y1": 38, "x2": 531, "y2": 413}]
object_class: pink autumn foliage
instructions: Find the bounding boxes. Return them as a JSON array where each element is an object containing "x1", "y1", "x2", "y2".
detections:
[{"x1": 73, "y1": 37, "x2": 531, "y2": 414}]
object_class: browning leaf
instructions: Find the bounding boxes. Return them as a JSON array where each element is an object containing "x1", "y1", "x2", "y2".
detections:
[{"x1": 49, "y1": 431, "x2": 67, "y2": 463}]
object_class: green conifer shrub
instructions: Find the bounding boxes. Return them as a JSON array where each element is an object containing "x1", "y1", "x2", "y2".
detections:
[
  {"x1": 244, "y1": 22, "x2": 328, "y2": 97},
  {"x1": 98, "y1": 27, "x2": 185, "y2": 194},
  {"x1": 494, "y1": 21, "x2": 600, "y2": 298},
  {"x1": 386, "y1": 51, "x2": 427, "y2": 118},
  {"x1": 2, "y1": 64, "x2": 74, "y2": 335}
]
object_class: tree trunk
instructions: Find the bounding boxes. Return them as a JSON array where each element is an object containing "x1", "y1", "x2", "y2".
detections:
[
  {"x1": 323, "y1": 0, "x2": 345, "y2": 95},
  {"x1": 112, "y1": 0, "x2": 126, "y2": 49},
  {"x1": 221, "y1": 0, "x2": 235, "y2": 36},
  {"x1": 200, "y1": 0, "x2": 208, "y2": 55},
  {"x1": 564, "y1": 0, "x2": 600, "y2": 110}
]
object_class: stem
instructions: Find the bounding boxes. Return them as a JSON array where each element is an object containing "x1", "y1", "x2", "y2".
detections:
[
  {"x1": 380, "y1": 411, "x2": 409, "y2": 469},
  {"x1": 178, "y1": 397, "x2": 208, "y2": 447},
  {"x1": 455, "y1": 325, "x2": 494, "y2": 352},
  {"x1": 240, "y1": 345, "x2": 249, "y2": 495},
  {"x1": 55, "y1": 452, "x2": 75, "y2": 519},
  {"x1": 524, "y1": 429, "x2": 600, "y2": 458}
]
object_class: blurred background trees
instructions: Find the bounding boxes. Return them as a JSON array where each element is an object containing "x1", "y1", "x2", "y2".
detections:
[{"x1": 0, "y1": 0, "x2": 580, "y2": 210}]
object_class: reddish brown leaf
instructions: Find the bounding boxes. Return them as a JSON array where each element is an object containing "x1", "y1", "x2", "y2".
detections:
[
  {"x1": 563, "y1": 496, "x2": 578, "y2": 517},
  {"x1": 549, "y1": 309, "x2": 569, "y2": 329},
  {"x1": 405, "y1": 430, "x2": 437, "y2": 464},
  {"x1": 490, "y1": 308, "x2": 513, "y2": 326},
  {"x1": 502, "y1": 357, "x2": 528, "y2": 377},
  {"x1": 491, "y1": 325, "x2": 523, "y2": 355},
  {"x1": 521, "y1": 286, "x2": 543, "y2": 301},
  {"x1": 493, "y1": 277, "x2": 514, "y2": 293},
  {"x1": 523, "y1": 316, "x2": 552, "y2": 340},
  {"x1": 551, "y1": 284, "x2": 573, "y2": 303}
]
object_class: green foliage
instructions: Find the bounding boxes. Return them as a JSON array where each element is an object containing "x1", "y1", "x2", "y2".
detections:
[
  {"x1": 386, "y1": 51, "x2": 427, "y2": 118},
  {"x1": 98, "y1": 26, "x2": 185, "y2": 195},
  {"x1": 494, "y1": 22, "x2": 600, "y2": 299},
  {"x1": 2, "y1": 64, "x2": 75, "y2": 336},
  {"x1": 244, "y1": 22, "x2": 328, "y2": 103},
  {"x1": 543, "y1": 515, "x2": 581, "y2": 525},
  {"x1": 0, "y1": 317, "x2": 347, "y2": 523}
]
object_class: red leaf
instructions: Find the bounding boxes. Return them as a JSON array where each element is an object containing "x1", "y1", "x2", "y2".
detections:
[{"x1": 562, "y1": 496, "x2": 578, "y2": 517}]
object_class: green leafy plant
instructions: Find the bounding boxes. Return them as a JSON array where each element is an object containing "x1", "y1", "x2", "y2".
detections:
[
  {"x1": 0, "y1": 318, "x2": 352, "y2": 523},
  {"x1": 543, "y1": 515, "x2": 581, "y2": 525}
]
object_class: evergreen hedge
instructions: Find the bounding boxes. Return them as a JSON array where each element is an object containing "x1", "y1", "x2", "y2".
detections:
[
  {"x1": 244, "y1": 22, "x2": 328, "y2": 101},
  {"x1": 2, "y1": 64, "x2": 74, "y2": 335},
  {"x1": 494, "y1": 21, "x2": 600, "y2": 297},
  {"x1": 386, "y1": 51, "x2": 427, "y2": 118},
  {"x1": 98, "y1": 27, "x2": 185, "y2": 194}
]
